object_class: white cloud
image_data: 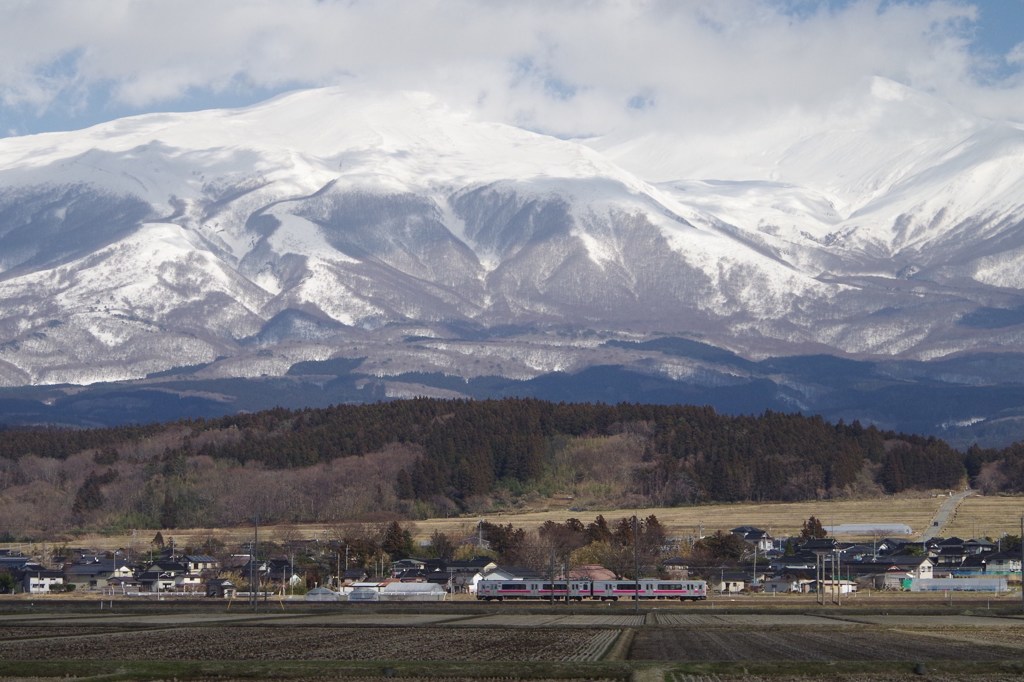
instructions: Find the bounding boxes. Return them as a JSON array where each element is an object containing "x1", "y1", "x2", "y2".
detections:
[
  {"x1": 1009, "y1": 42, "x2": 1024, "y2": 65},
  {"x1": 0, "y1": 0, "x2": 1021, "y2": 137}
]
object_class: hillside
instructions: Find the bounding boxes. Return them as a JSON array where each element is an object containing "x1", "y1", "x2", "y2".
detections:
[{"x1": 3, "y1": 398, "x2": 1024, "y2": 542}]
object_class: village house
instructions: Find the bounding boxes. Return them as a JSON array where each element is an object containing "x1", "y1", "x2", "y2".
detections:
[
  {"x1": 762, "y1": 572, "x2": 815, "y2": 594},
  {"x1": 63, "y1": 558, "x2": 134, "y2": 591},
  {"x1": 710, "y1": 570, "x2": 748, "y2": 594},
  {"x1": 21, "y1": 568, "x2": 65, "y2": 594},
  {"x1": 342, "y1": 567, "x2": 369, "y2": 585},
  {"x1": 982, "y1": 551, "x2": 1022, "y2": 575},
  {"x1": 731, "y1": 526, "x2": 774, "y2": 553},
  {"x1": 931, "y1": 537, "x2": 969, "y2": 569},
  {"x1": 106, "y1": 575, "x2": 142, "y2": 594},
  {"x1": 182, "y1": 554, "x2": 220, "y2": 575},
  {"x1": 845, "y1": 556, "x2": 934, "y2": 590},
  {"x1": 136, "y1": 558, "x2": 190, "y2": 592},
  {"x1": 811, "y1": 578, "x2": 858, "y2": 595},
  {"x1": 236, "y1": 557, "x2": 269, "y2": 587},
  {"x1": 0, "y1": 554, "x2": 43, "y2": 585},
  {"x1": 959, "y1": 551, "x2": 1022, "y2": 577},
  {"x1": 391, "y1": 558, "x2": 426, "y2": 576},
  {"x1": 662, "y1": 557, "x2": 690, "y2": 579},
  {"x1": 137, "y1": 569, "x2": 177, "y2": 592},
  {"x1": 173, "y1": 571, "x2": 204, "y2": 592},
  {"x1": 265, "y1": 558, "x2": 302, "y2": 590},
  {"x1": 963, "y1": 538, "x2": 997, "y2": 555},
  {"x1": 448, "y1": 556, "x2": 497, "y2": 593},
  {"x1": 471, "y1": 565, "x2": 542, "y2": 594}
]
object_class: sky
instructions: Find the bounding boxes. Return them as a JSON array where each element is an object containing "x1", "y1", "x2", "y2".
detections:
[{"x1": 0, "y1": 0, "x2": 1022, "y2": 140}]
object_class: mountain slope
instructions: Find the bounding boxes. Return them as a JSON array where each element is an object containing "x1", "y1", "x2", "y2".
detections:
[
  {"x1": 0, "y1": 82, "x2": 1023, "y2": 442},
  {"x1": 0, "y1": 87, "x2": 853, "y2": 384}
]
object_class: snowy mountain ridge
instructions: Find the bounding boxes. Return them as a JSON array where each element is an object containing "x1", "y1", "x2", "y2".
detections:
[{"x1": 0, "y1": 79, "x2": 1023, "y2": 443}]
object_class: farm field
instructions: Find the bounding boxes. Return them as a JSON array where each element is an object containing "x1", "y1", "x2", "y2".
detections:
[
  {"x1": 2, "y1": 601, "x2": 1024, "y2": 681},
  {"x1": 32, "y1": 491, "x2": 1024, "y2": 556},
  {"x1": 943, "y1": 494, "x2": 1024, "y2": 539}
]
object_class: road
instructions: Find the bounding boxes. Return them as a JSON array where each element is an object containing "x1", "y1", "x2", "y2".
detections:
[{"x1": 921, "y1": 488, "x2": 973, "y2": 541}]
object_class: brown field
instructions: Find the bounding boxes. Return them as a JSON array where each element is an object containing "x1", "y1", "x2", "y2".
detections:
[
  {"x1": 629, "y1": 625, "x2": 1024, "y2": 662},
  {"x1": 7, "y1": 491, "x2": 1022, "y2": 558},
  {"x1": 0, "y1": 625, "x2": 614, "y2": 662},
  {"x1": 418, "y1": 490, "x2": 1024, "y2": 542},
  {"x1": 3, "y1": 602, "x2": 1024, "y2": 681},
  {"x1": 943, "y1": 494, "x2": 1024, "y2": 539}
]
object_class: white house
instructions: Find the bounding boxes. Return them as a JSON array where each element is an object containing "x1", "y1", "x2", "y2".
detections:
[
  {"x1": 812, "y1": 579, "x2": 857, "y2": 595},
  {"x1": 982, "y1": 552, "x2": 1022, "y2": 574},
  {"x1": 470, "y1": 566, "x2": 539, "y2": 594},
  {"x1": 762, "y1": 574, "x2": 813, "y2": 593},
  {"x1": 731, "y1": 526, "x2": 774, "y2": 553},
  {"x1": 173, "y1": 572, "x2": 204, "y2": 592},
  {"x1": 22, "y1": 569, "x2": 64, "y2": 594}
]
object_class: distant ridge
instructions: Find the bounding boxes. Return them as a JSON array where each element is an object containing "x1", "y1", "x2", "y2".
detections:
[{"x1": 0, "y1": 83, "x2": 1022, "y2": 442}]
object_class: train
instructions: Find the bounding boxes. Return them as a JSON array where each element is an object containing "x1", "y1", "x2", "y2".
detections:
[{"x1": 475, "y1": 578, "x2": 707, "y2": 602}]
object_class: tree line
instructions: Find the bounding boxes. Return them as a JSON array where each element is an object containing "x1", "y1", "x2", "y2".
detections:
[{"x1": 4, "y1": 398, "x2": 1024, "y2": 537}]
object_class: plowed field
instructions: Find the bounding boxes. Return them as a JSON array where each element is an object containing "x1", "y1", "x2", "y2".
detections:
[
  {"x1": 0, "y1": 625, "x2": 617, "y2": 662},
  {"x1": 628, "y1": 625, "x2": 1024, "y2": 662},
  {"x1": 4, "y1": 603, "x2": 1024, "y2": 681}
]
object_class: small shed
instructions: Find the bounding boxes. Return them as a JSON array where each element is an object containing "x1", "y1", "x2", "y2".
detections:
[{"x1": 206, "y1": 578, "x2": 237, "y2": 599}]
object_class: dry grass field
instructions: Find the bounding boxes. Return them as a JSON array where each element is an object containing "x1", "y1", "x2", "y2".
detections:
[
  {"x1": 44, "y1": 489, "x2": 1019, "y2": 548},
  {"x1": 408, "y1": 494, "x2": 948, "y2": 542},
  {"x1": 942, "y1": 494, "x2": 1024, "y2": 539},
  {"x1": 10, "y1": 491, "x2": 1024, "y2": 555}
]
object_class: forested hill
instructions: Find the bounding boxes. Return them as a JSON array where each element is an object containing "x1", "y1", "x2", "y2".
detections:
[{"x1": 2, "y1": 399, "x2": 1023, "y2": 537}]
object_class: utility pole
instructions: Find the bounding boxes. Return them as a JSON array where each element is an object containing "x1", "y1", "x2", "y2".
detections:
[
  {"x1": 250, "y1": 514, "x2": 259, "y2": 612},
  {"x1": 752, "y1": 544, "x2": 757, "y2": 591},
  {"x1": 548, "y1": 547, "x2": 556, "y2": 604},
  {"x1": 815, "y1": 552, "x2": 823, "y2": 605},
  {"x1": 833, "y1": 549, "x2": 840, "y2": 606},
  {"x1": 633, "y1": 515, "x2": 640, "y2": 614}
]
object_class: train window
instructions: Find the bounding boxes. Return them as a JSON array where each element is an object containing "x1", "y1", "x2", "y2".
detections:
[
  {"x1": 502, "y1": 583, "x2": 527, "y2": 590},
  {"x1": 657, "y1": 583, "x2": 682, "y2": 590},
  {"x1": 617, "y1": 583, "x2": 638, "y2": 591}
]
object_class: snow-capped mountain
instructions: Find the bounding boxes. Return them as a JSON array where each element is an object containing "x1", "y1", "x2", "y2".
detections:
[{"x1": 1, "y1": 80, "x2": 1024, "y2": 442}]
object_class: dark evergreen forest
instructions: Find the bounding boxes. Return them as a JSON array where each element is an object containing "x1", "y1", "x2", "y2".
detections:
[{"x1": 5, "y1": 398, "x2": 1023, "y2": 527}]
